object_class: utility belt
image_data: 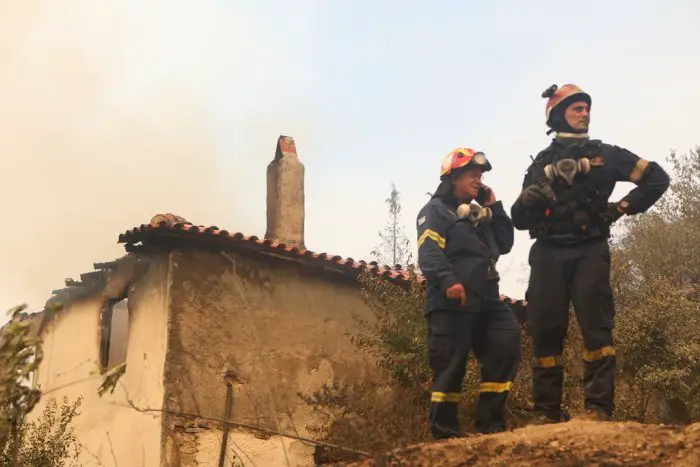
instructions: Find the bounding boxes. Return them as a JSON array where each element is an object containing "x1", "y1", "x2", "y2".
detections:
[{"x1": 530, "y1": 204, "x2": 610, "y2": 240}]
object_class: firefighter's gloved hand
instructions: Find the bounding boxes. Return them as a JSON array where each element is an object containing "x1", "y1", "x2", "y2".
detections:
[
  {"x1": 475, "y1": 185, "x2": 497, "y2": 206},
  {"x1": 518, "y1": 184, "x2": 553, "y2": 207},
  {"x1": 602, "y1": 202, "x2": 626, "y2": 223},
  {"x1": 446, "y1": 283, "x2": 467, "y2": 307}
]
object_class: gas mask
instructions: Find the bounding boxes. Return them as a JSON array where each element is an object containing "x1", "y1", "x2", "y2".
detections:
[
  {"x1": 544, "y1": 158, "x2": 591, "y2": 186},
  {"x1": 457, "y1": 203, "x2": 492, "y2": 227}
]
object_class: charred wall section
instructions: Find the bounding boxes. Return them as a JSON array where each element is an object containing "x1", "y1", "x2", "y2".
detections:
[{"x1": 161, "y1": 248, "x2": 375, "y2": 465}]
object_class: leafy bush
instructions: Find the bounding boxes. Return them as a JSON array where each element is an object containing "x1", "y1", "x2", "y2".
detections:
[
  {"x1": 611, "y1": 147, "x2": 700, "y2": 423},
  {"x1": 0, "y1": 305, "x2": 43, "y2": 462},
  {"x1": 1, "y1": 397, "x2": 82, "y2": 467},
  {"x1": 0, "y1": 304, "x2": 82, "y2": 466}
]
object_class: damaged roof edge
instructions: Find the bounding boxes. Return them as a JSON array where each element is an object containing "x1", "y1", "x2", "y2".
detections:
[
  {"x1": 3, "y1": 216, "x2": 526, "y2": 342},
  {"x1": 34, "y1": 254, "x2": 147, "y2": 336},
  {"x1": 116, "y1": 217, "x2": 528, "y2": 307}
]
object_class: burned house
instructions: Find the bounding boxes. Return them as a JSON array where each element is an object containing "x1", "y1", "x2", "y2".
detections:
[{"x1": 22, "y1": 136, "x2": 526, "y2": 466}]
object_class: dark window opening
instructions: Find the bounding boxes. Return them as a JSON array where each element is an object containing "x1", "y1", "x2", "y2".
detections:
[{"x1": 99, "y1": 297, "x2": 129, "y2": 370}]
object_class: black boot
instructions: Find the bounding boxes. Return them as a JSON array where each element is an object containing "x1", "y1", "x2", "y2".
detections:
[
  {"x1": 528, "y1": 407, "x2": 570, "y2": 425},
  {"x1": 430, "y1": 402, "x2": 464, "y2": 439},
  {"x1": 432, "y1": 423, "x2": 466, "y2": 440}
]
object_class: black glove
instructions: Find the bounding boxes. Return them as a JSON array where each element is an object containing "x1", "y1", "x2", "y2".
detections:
[
  {"x1": 601, "y1": 202, "x2": 626, "y2": 223},
  {"x1": 518, "y1": 184, "x2": 553, "y2": 207}
]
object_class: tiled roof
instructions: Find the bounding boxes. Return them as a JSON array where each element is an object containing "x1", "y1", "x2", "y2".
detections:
[{"x1": 117, "y1": 214, "x2": 527, "y2": 308}]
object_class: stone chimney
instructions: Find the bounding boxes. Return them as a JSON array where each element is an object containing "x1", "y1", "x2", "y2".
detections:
[{"x1": 265, "y1": 135, "x2": 305, "y2": 249}]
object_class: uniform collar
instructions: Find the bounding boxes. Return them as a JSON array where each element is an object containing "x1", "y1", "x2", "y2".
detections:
[
  {"x1": 553, "y1": 133, "x2": 593, "y2": 149},
  {"x1": 555, "y1": 132, "x2": 589, "y2": 139}
]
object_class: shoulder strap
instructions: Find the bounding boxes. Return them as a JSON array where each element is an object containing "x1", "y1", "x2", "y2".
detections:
[
  {"x1": 581, "y1": 138, "x2": 603, "y2": 156},
  {"x1": 532, "y1": 144, "x2": 557, "y2": 164}
]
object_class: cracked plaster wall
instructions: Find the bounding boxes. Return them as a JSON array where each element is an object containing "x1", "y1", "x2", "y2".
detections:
[{"x1": 162, "y1": 248, "x2": 376, "y2": 467}]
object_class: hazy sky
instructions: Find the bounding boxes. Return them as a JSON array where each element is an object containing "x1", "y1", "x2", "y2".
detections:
[{"x1": 1, "y1": 1, "x2": 699, "y2": 319}]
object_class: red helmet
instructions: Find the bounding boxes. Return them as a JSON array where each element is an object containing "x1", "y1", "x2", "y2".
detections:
[
  {"x1": 543, "y1": 83, "x2": 591, "y2": 123},
  {"x1": 440, "y1": 148, "x2": 492, "y2": 179}
]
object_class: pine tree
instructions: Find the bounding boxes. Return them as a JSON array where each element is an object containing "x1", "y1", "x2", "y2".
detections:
[{"x1": 371, "y1": 183, "x2": 414, "y2": 267}]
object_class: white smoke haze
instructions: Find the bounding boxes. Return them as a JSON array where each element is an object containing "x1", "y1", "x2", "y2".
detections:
[{"x1": 0, "y1": 2, "x2": 321, "y2": 314}]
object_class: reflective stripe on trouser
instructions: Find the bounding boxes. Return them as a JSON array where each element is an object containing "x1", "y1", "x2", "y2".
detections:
[
  {"x1": 583, "y1": 345, "x2": 616, "y2": 414},
  {"x1": 428, "y1": 309, "x2": 470, "y2": 437},
  {"x1": 527, "y1": 238, "x2": 616, "y2": 419},
  {"x1": 476, "y1": 378, "x2": 516, "y2": 434},
  {"x1": 428, "y1": 298, "x2": 520, "y2": 436},
  {"x1": 532, "y1": 354, "x2": 565, "y2": 420}
]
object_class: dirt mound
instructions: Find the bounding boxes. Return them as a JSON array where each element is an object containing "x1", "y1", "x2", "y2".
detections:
[{"x1": 335, "y1": 420, "x2": 700, "y2": 467}]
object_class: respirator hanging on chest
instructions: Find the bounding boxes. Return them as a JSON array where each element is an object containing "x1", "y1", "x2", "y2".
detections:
[
  {"x1": 544, "y1": 158, "x2": 591, "y2": 186},
  {"x1": 457, "y1": 203, "x2": 492, "y2": 227}
]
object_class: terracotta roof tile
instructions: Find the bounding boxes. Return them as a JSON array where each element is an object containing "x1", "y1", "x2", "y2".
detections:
[{"x1": 117, "y1": 214, "x2": 527, "y2": 307}]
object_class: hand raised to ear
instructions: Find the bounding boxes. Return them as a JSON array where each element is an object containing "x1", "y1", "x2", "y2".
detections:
[{"x1": 475, "y1": 185, "x2": 497, "y2": 206}]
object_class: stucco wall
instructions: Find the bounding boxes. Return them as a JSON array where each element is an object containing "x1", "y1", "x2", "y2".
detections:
[
  {"x1": 167, "y1": 428, "x2": 316, "y2": 467},
  {"x1": 162, "y1": 248, "x2": 375, "y2": 466},
  {"x1": 30, "y1": 255, "x2": 171, "y2": 467}
]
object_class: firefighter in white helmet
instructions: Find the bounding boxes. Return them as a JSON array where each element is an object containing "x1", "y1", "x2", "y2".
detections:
[{"x1": 511, "y1": 83, "x2": 670, "y2": 423}]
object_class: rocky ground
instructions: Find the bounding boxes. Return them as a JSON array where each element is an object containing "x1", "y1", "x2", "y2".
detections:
[{"x1": 333, "y1": 419, "x2": 700, "y2": 467}]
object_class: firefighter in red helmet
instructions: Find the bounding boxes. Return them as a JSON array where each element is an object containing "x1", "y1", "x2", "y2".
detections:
[
  {"x1": 417, "y1": 148, "x2": 520, "y2": 438},
  {"x1": 510, "y1": 84, "x2": 670, "y2": 423}
]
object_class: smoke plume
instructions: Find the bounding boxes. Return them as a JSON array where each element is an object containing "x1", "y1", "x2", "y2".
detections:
[{"x1": 0, "y1": 2, "x2": 245, "y2": 313}]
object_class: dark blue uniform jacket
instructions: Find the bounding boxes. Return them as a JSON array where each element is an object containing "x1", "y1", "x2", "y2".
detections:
[
  {"x1": 510, "y1": 138, "x2": 669, "y2": 244},
  {"x1": 417, "y1": 197, "x2": 514, "y2": 314}
]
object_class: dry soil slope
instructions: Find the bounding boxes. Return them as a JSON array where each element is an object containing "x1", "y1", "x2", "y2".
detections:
[{"x1": 337, "y1": 419, "x2": 700, "y2": 467}]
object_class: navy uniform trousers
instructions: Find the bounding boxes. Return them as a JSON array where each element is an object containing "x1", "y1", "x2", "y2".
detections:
[
  {"x1": 427, "y1": 284, "x2": 521, "y2": 437},
  {"x1": 526, "y1": 238, "x2": 616, "y2": 420}
]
